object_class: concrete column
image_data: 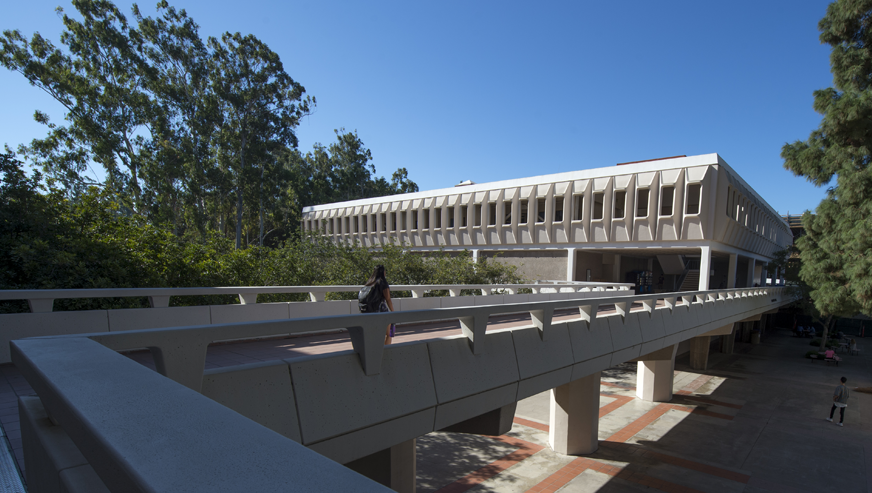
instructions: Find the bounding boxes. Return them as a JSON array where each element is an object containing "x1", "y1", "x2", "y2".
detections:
[
  {"x1": 636, "y1": 345, "x2": 677, "y2": 402},
  {"x1": 566, "y1": 248, "x2": 576, "y2": 282},
  {"x1": 612, "y1": 254, "x2": 622, "y2": 283},
  {"x1": 391, "y1": 439, "x2": 416, "y2": 493},
  {"x1": 746, "y1": 259, "x2": 756, "y2": 287},
  {"x1": 720, "y1": 324, "x2": 736, "y2": 354},
  {"x1": 549, "y1": 372, "x2": 601, "y2": 455},
  {"x1": 345, "y1": 439, "x2": 417, "y2": 493},
  {"x1": 689, "y1": 336, "x2": 710, "y2": 370},
  {"x1": 727, "y1": 254, "x2": 737, "y2": 288},
  {"x1": 698, "y1": 246, "x2": 711, "y2": 290},
  {"x1": 471, "y1": 249, "x2": 479, "y2": 263}
]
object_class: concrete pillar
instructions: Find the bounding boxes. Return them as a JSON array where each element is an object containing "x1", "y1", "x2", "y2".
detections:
[
  {"x1": 549, "y1": 372, "x2": 601, "y2": 455},
  {"x1": 612, "y1": 254, "x2": 622, "y2": 283},
  {"x1": 391, "y1": 439, "x2": 416, "y2": 493},
  {"x1": 345, "y1": 439, "x2": 417, "y2": 493},
  {"x1": 689, "y1": 336, "x2": 710, "y2": 370},
  {"x1": 698, "y1": 246, "x2": 711, "y2": 290},
  {"x1": 746, "y1": 259, "x2": 756, "y2": 288},
  {"x1": 471, "y1": 249, "x2": 479, "y2": 263},
  {"x1": 566, "y1": 248, "x2": 576, "y2": 282},
  {"x1": 720, "y1": 324, "x2": 736, "y2": 354},
  {"x1": 636, "y1": 345, "x2": 677, "y2": 402},
  {"x1": 727, "y1": 254, "x2": 737, "y2": 288}
]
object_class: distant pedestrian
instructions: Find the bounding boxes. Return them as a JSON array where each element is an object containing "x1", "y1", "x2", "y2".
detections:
[
  {"x1": 361, "y1": 265, "x2": 395, "y2": 345},
  {"x1": 826, "y1": 377, "x2": 850, "y2": 426}
]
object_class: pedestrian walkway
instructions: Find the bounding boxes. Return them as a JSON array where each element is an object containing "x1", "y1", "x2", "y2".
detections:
[{"x1": 1, "y1": 320, "x2": 870, "y2": 492}]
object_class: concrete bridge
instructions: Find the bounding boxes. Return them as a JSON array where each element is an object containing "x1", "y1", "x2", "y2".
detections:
[{"x1": 8, "y1": 284, "x2": 792, "y2": 492}]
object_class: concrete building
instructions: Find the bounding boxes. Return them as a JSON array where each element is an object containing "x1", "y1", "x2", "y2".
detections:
[{"x1": 302, "y1": 154, "x2": 792, "y2": 290}]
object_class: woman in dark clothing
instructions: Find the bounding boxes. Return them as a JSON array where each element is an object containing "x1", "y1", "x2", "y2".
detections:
[{"x1": 364, "y1": 265, "x2": 395, "y2": 344}]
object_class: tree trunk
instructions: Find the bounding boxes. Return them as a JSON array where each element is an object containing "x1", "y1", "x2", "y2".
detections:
[
  {"x1": 819, "y1": 315, "x2": 834, "y2": 351},
  {"x1": 259, "y1": 162, "x2": 264, "y2": 246},
  {"x1": 236, "y1": 138, "x2": 246, "y2": 250}
]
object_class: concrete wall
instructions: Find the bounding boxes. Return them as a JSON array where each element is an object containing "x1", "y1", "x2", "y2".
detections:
[{"x1": 485, "y1": 251, "x2": 567, "y2": 282}]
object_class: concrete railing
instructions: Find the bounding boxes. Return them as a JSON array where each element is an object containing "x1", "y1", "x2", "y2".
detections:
[
  {"x1": 12, "y1": 287, "x2": 791, "y2": 492},
  {"x1": 0, "y1": 282, "x2": 634, "y2": 313},
  {"x1": 0, "y1": 282, "x2": 633, "y2": 364}
]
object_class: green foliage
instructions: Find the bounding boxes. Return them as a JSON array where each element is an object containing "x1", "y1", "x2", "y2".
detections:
[
  {"x1": 0, "y1": 161, "x2": 518, "y2": 312},
  {"x1": 0, "y1": 0, "x2": 417, "y2": 246},
  {"x1": 782, "y1": 0, "x2": 872, "y2": 317}
]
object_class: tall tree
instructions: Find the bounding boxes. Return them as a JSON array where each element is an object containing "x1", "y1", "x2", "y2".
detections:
[
  {"x1": 782, "y1": 0, "x2": 872, "y2": 322},
  {"x1": 209, "y1": 32, "x2": 312, "y2": 249},
  {"x1": 0, "y1": 0, "x2": 159, "y2": 206}
]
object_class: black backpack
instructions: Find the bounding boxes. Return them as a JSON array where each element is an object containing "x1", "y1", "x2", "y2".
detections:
[{"x1": 358, "y1": 284, "x2": 382, "y2": 313}]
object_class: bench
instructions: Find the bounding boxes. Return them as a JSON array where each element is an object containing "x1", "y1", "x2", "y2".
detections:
[{"x1": 811, "y1": 352, "x2": 843, "y2": 365}]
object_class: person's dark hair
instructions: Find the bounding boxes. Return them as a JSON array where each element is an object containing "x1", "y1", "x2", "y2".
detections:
[
  {"x1": 365, "y1": 265, "x2": 386, "y2": 286},
  {"x1": 841, "y1": 377, "x2": 847, "y2": 383}
]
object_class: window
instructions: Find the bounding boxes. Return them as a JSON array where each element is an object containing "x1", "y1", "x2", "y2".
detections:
[
  {"x1": 536, "y1": 198, "x2": 546, "y2": 223},
  {"x1": 399, "y1": 211, "x2": 406, "y2": 231},
  {"x1": 686, "y1": 183, "x2": 701, "y2": 215},
  {"x1": 351, "y1": 216, "x2": 358, "y2": 233},
  {"x1": 474, "y1": 204, "x2": 482, "y2": 227},
  {"x1": 448, "y1": 206, "x2": 455, "y2": 227},
  {"x1": 412, "y1": 210, "x2": 418, "y2": 230},
  {"x1": 488, "y1": 202, "x2": 496, "y2": 226},
  {"x1": 380, "y1": 213, "x2": 387, "y2": 232},
  {"x1": 422, "y1": 210, "x2": 429, "y2": 230},
  {"x1": 461, "y1": 206, "x2": 468, "y2": 227},
  {"x1": 726, "y1": 187, "x2": 731, "y2": 216},
  {"x1": 614, "y1": 191, "x2": 626, "y2": 219},
  {"x1": 344, "y1": 217, "x2": 350, "y2": 234},
  {"x1": 572, "y1": 194, "x2": 583, "y2": 221},
  {"x1": 503, "y1": 201, "x2": 512, "y2": 225},
  {"x1": 636, "y1": 189, "x2": 649, "y2": 217},
  {"x1": 593, "y1": 193, "x2": 604, "y2": 220},
  {"x1": 434, "y1": 208, "x2": 442, "y2": 228},
  {"x1": 554, "y1": 196, "x2": 564, "y2": 222},
  {"x1": 520, "y1": 200, "x2": 529, "y2": 224},
  {"x1": 660, "y1": 186, "x2": 674, "y2": 216},
  {"x1": 390, "y1": 212, "x2": 397, "y2": 232},
  {"x1": 362, "y1": 216, "x2": 368, "y2": 233}
]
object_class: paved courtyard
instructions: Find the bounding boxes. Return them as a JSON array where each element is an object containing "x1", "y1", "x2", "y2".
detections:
[
  {"x1": 416, "y1": 329, "x2": 872, "y2": 492},
  {"x1": 0, "y1": 319, "x2": 869, "y2": 492}
]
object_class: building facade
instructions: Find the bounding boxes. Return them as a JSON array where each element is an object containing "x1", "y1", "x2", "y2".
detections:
[{"x1": 302, "y1": 154, "x2": 792, "y2": 291}]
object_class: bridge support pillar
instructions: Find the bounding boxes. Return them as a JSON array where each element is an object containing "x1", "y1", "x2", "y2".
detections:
[
  {"x1": 721, "y1": 324, "x2": 736, "y2": 354},
  {"x1": 549, "y1": 372, "x2": 600, "y2": 455},
  {"x1": 689, "y1": 336, "x2": 710, "y2": 370},
  {"x1": 345, "y1": 439, "x2": 416, "y2": 493},
  {"x1": 635, "y1": 345, "x2": 677, "y2": 402}
]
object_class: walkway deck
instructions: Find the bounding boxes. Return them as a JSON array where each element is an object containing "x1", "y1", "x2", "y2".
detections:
[{"x1": 1, "y1": 318, "x2": 871, "y2": 492}]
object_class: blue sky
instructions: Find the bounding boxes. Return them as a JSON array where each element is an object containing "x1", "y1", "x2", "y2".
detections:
[{"x1": 1, "y1": 0, "x2": 835, "y2": 216}]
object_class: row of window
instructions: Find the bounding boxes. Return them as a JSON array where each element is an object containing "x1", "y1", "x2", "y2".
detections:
[
  {"x1": 726, "y1": 186, "x2": 780, "y2": 241},
  {"x1": 306, "y1": 184, "x2": 704, "y2": 234}
]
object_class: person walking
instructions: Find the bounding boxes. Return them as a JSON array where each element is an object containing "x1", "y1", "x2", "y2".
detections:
[
  {"x1": 362, "y1": 265, "x2": 395, "y2": 345},
  {"x1": 827, "y1": 377, "x2": 850, "y2": 426}
]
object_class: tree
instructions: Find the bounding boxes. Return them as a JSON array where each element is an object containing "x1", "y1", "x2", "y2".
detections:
[
  {"x1": 781, "y1": 0, "x2": 872, "y2": 345},
  {"x1": 0, "y1": 0, "x2": 159, "y2": 205},
  {"x1": 209, "y1": 32, "x2": 312, "y2": 249}
]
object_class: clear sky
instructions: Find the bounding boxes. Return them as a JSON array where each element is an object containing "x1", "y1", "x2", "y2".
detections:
[{"x1": 1, "y1": 0, "x2": 836, "y2": 216}]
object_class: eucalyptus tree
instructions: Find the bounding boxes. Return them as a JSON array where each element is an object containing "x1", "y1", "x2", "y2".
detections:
[
  {"x1": 208, "y1": 32, "x2": 312, "y2": 249},
  {"x1": 0, "y1": 0, "x2": 159, "y2": 207}
]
